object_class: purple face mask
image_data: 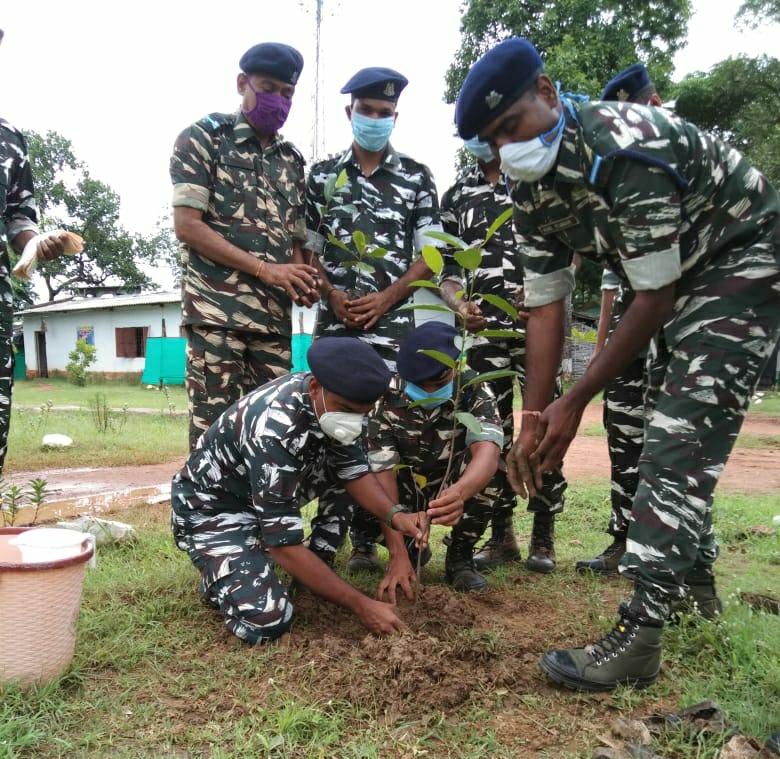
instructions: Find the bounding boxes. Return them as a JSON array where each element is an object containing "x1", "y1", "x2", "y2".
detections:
[{"x1": 242, "y1": 81, "x2": 292, "y2": 135}]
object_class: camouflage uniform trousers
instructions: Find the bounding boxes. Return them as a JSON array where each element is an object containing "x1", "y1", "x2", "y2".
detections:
[
  {"x1": 172, "y1": 478, "x2": 330, "y2": 644},
  {"x1": 468, "y1": 338, "x2": 567, "y2": 538},
  {"x1": 622, "y1": 243, "x2": 780, "y2": 622},
  {"x1": 309, "y1": 454, "x2": 503, "y2": 561},
  {"x1": 185, "y1": 325, "x2": 291, "y2": 449},
  {"x1": 0, "y1": 316, "x2": 13, "y2": 476},
  {"x1": 602, "y1": 285, "x2": 646, "y2": 539}
]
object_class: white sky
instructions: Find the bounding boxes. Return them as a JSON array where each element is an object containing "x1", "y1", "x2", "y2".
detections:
[{"x1": 3, "y1": 0, "x2": 779, "y2": 291}]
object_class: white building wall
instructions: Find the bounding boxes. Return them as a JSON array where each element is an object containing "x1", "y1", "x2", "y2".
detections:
[{"x1": 22, "y1": 302, "x2": 182, "y2": 375}]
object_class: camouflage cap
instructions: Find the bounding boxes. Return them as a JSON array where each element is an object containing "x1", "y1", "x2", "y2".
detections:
[
  {"x1": 308, "y1": 337, "x2": 391, "y2": 403},
  {"x1": 397, "y1": 322, "x2": 460, "y2": 383},
  {"x1": 455, "y1": 37, "x2": 544, "y2": 139},
  {"x1": 601, "y1": 63, "x2": 655, "y2": 103},
  {"x1": 341, "y1": 67, "x2": 409, "y2": 102},
  {"x1": 239, "y1": 42, "x2": 303, "y2": 85}
]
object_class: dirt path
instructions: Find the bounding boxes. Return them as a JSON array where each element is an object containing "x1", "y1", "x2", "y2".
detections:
[{"x1": 7, "y1": 405, "x2": 777, "y2": 523}]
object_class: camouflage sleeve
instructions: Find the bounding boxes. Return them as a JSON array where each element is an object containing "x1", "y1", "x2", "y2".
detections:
[
  {"x1": 601, "y1": 269, "x2": 621, "y2": 290},
  {"x1": 605, "y1": 162, "x2": 682, "y2": 291},
  {"x1": 366, "y1": 401, "x2": 402, "y2": 472},
  {"x1": 412, "y1": 165, "x2": 445, "y2": 251},
  {"x1": 440, "y1": 183, "x2": 465, "y2": 285},
  {"x1": 170, "y1": 121, "x2": 215, "y2": 212},
  {"x1": 304, "y1": 168, "x2": 326, "y2": 254},
  {"x1": 3, "y1": 130, "x2": 39, "y2": 241},
  {"x1": 249, "y1": 436, "x2": 307, "y2": 547},
  {"x1": 513, "y1": 203, "x2": 576, "y2": 308},
  {"x1": 464, "y1": 385, "x2": 504, "y2": 448},
  {"x1": 292, "y1": 163, "x2": 307, "y2": 242}
]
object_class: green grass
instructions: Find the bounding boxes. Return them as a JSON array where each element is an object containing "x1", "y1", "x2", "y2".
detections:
[
  {"x1": 5, "y1": 408, "x2": 187, "y2": 472},
  {"x1": 12, "y1": 377, "x2": 188, "y2": 412},
  {"x1": 1, "y1": 487, "x2": 777, "y2": 759}
]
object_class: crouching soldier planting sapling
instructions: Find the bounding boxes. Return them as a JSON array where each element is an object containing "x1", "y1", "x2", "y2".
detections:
[{"x1": 171, "y1": 337, "x2": 426, "y2": 644}]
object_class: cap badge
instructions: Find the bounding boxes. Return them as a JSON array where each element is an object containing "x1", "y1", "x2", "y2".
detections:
[
  {"x1": 383, "y1": 82, "x2": 396, "y2": 97},
  {"x1": 617, "y1": 88, "x2": 629, "y2": 102},
  {"x1": 291, "y1": 70, "x2": 300, "y2": 85},
  {"x1": 485, "y1": 90, "x2": 503, "y2": 109}
]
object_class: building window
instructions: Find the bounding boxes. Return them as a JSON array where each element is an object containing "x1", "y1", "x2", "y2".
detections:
[{"x1": 115, "y1": 326, "x2": 149, "y2": 358}]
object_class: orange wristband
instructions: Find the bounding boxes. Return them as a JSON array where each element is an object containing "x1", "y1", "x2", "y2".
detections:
[{"x1": 255, "y1": 260, "x2": 266, "y2": 280}]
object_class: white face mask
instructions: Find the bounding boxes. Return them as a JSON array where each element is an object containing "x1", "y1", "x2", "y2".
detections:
[
  {"x1": 499, "y1": 109, "x2": 565, "y2": 183},
  {"x1": 318, "y1": 388, "x2": 365, "y2": 445}
]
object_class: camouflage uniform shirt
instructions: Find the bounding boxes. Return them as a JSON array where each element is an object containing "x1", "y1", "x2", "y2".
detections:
[
  {"x1": 305, "y1": 144, "x2": 442, "y2": 349},
  {"x1": 1, "y1": 119, "x2": 39, "y2": 318},
  {"x1": 170, "y1": 111, "x2": 307, "y2": 337},
  {"x1": 513, "y1": 101, "x2": 780, "y2": 346},
  {"x1": 171, "y1": 372, "x2": 371, "y2": 548},
  {"x1": 440, "y1": 162, "x2": 524, "y2": 336},
  {"x1": 367, "y1": 373, "x2": 503, "y2": 482}
]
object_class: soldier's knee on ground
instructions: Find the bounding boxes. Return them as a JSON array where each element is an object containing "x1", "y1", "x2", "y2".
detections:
[{"x1": 223, "y1": 594, "x2": 294, "y2": 645}]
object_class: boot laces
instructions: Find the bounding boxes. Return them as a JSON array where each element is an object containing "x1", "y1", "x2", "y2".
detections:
[
  {"x1": 585, "y1": 617, "x2": 638, "y2": 665},
  {"x1": 531, "y1": 517, "x2": 554, "y2": 551}
]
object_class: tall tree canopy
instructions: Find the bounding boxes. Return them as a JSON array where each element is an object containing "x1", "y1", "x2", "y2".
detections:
[
  {"x1": 23, "y1": 130, "x2": 176, "y2": 302},
  {"x1": 736, "y1": 0, "x2": 780, "y2": 27},
  {"x1": 444, "y1": 0, "x2": 692, "y2": 103},
  {"x1": 674, "y1": 55, "x2": 780, "y2": 187}
]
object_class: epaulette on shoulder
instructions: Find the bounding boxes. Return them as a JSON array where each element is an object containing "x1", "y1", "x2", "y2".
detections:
[{"x1": 199, "y1": 112, "x2": 234, "y2": 134}]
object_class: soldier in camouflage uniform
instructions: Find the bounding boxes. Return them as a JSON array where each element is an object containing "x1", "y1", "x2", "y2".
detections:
[
  {"x1": 0, "y1": 31, "x2": 68, "y2": 475},
  {"x1": 439, "y1": 144, "x2": 567, "y2": 574},
  {"x1": 308, "y1": 321, "x2": 503, "y2": 596},
  {"x1": 456, "y1": 37, "x2": 780, "y2": 691},
  {"x1": 576, "y1": 64, "x2": 663, "y2": 576},
  {"x1": 170, "y1": 42, "x2": 319, "y2": 450},
  {"x1": 171, "y1": 337, "x2": 426, "y2": 644},
  {"x1": 305, "y1": 67, "x2": 444, "y2": 572}
]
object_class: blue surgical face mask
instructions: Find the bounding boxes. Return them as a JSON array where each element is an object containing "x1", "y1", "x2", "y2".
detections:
[
  {"x1": 351, "y1": 111, "x2": 395, "y2": 152},
  {"x1": 404, "y1": 380, "x2": 454, "y2": 409},
  {"x1": 464, "y1": 136, "x2": 495, "y2": 163}
]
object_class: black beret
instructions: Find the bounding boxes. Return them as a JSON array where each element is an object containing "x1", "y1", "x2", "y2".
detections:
[
  {"x1": 340, "y1": 67, "x2": 408, "y2": 101},
  {"x1": 397, "y1": 322, "x2": 461, "y2": 384},
  {"x1": 307, "y1": 337, "x2": 391, "y2": 403},
  {"x1": 601, "y1": 63, "x2": 655, "y2": 103},
  {"x1": 455, "y1": 37, "x2": 544, "y2": 140},
  {"x1": 239, "y1": 42, "x2": 303, "y2": 85}
]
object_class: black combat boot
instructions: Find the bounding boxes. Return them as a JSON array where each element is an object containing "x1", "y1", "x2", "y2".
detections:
[
  {"x1": 346, "y1": 543, "x2": 381, "y2": 573},
  {"x1": 540, "y1": 602, "x2": 663, "y2": 692},
  {"x1": 473, "y1": 521, "x2": 521, "y2": 570},
  {"x1": 668, "y1": 567, "x2": 723, "y2": 622},
  {"x1": 575, "y1": 536, "x2": 627, "y2": 575},
  {"x1": 445, "y1": 543, "x2": 488, "y2": 592},
  {"x1": 526, "y1": 512, "x2": 556, "y2": 573}
]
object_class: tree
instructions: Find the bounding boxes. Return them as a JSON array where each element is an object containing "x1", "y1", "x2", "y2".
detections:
[
  {"x1": 444, "y1": 0, "x2": 692, "y2": 105},
  {"x1": 736, "y1": 0, "x2": 780, "y2": 27},
  {"x1": 23, "y1": 130, "x2": 171, "y2": 301},
  {"x1": 673, "y1": 55, "x2": 780, "y2": 187}
]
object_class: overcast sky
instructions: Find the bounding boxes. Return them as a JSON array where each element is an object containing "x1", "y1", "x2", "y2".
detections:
[{"x1": 3, "y1": 0, "x2": 779, "y2": 291}]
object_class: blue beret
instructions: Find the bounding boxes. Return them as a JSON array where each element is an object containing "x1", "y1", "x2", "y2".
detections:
[
  {"x1": 397, "y1": 322, "x2": 461, "y2": 383},
  {"x1": 239, "y1": 42, "x2": 303, "y2": 85},
  {"x1": 455, "y1": 37, "x2": 544, "y2": 139},
  {"x1": 601, "y1": 63, "x2": 654, "y2": 103},
  {"x1": 341, "y1": 67, "x2": 408, "y2": 101},
  {"x1": 307, "y1": 337, "x2": 391, "y2": 403}
]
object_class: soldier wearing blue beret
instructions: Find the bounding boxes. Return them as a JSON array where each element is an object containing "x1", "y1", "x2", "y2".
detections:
[
  {"x1": 305, "y1": 66, "x2": 446, "y2": 573},
  {"x1": 307, "y1": 322, "x2": 504, "y2": 596},
  {"x1": 455, "y1": 38, "x2": 780, "y2": 692},
  {"x1": 171, "y1": 337, "x2": 428, "y2": 644},
  {"x1": 601, "y1": 63, "x2": 658, "y2": 104},
  {"x1": 171, "y1": 41, "x2": 320, "y2": 450}
]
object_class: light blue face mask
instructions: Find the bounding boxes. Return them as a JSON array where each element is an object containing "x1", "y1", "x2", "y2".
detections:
[
  {"x1": 404, "y1": 379, "x2": 454, "y2": 409},
  {"x1": 464, "y1": 136, "x2": 495, "y2": 163},
  {"x1": 351, "y1": 111, "x2": 395, "y2": 152}
]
